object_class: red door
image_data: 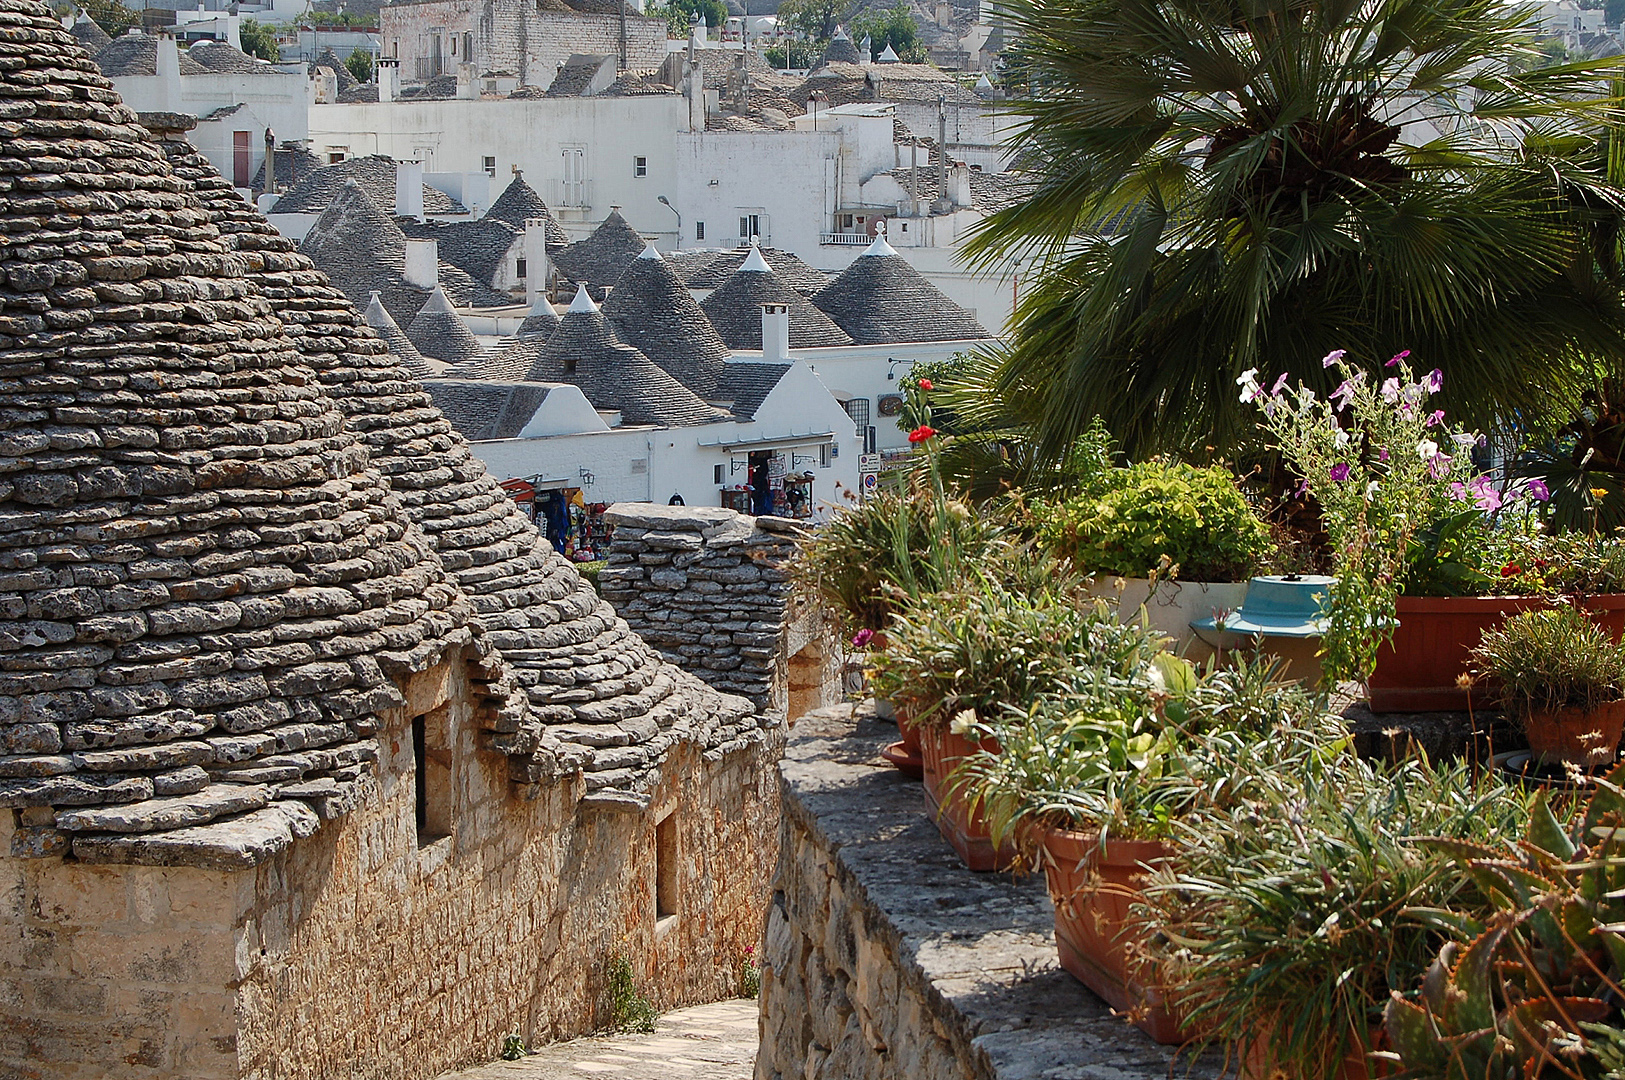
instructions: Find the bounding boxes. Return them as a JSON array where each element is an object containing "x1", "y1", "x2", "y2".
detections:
[{"x1": 233, "y1": 130, "x2": 251, "y2": 187}]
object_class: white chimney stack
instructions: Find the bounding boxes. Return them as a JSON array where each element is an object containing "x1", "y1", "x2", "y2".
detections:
[
  {"x1": 523, "y1": 218, "x2": 553, "y2": 304},
  {"x1": 378, "y1": 56, "x2": 400, "y2": 102},
  {"x1": 946, "y1": 163, "x2": 972, "y2": 208},
  {"x1": 761, "y1": 302, "x2": 790, "y2": 364},
  {"x1": 403, "y1": 238, "x2": 439, "y2": 289},
  {"x1": 395, "y1": 160, "x2": 424, "y2": 221},
  {"x1": 156, "y1": 33, "x2": 182, "y2": 110}
]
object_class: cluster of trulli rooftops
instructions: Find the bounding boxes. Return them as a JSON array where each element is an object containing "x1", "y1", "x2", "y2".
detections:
[{"x1": 275, "y1": 159, "x2": 991, "y2": 440}]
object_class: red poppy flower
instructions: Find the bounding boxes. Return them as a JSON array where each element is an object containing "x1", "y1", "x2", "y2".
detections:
[
  {"x1": 1501, "y1": 563, "x2": 1522, "y2": 578},
  {"x1": 918, "y1": 378, "x2": 934, "y2": 391},
  {"x1": 908, "y1": 425, "x2": 936, "y2": 443}
]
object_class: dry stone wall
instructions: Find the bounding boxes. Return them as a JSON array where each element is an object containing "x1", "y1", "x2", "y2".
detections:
[
  {"x1": 756, "y1": 704, "x2": 1219, "y2": 1080},
  {"x1": 600, "y1": 504, "x2": 808, "y2": 713}
]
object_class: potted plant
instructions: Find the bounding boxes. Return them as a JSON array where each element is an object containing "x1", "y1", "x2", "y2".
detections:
[
  {"x1": 1144, "y1": 734, "x2": 1530, "y2": 1078},
  {"x1": 956, "y1": 655, "x2": 1310, "y2": 1044},
  {"x1": 1470, "y1": 604, "x2": 1625, "y2": 767},
  {"x1": 870, "y1": 569, "x2": 1166, "y2": 871},
  {"x1": 1031, "y1": 459, "x2": 1274, "y2": 660}
]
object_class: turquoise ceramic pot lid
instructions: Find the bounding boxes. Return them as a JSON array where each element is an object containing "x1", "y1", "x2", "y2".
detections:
[{"x1": 1190, "y1": 574, "x2": 1333, "y2": 641}]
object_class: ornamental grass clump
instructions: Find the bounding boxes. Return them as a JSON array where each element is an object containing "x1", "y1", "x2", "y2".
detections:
[
  {"x1": 1147, "y1": 755, "x2": 1530, "y2": 1080},
  {"x1": 1472, "y1": 604, "x2": 1625, "y2": 721},
  {"x1": 868, "y1": 567, "x2": 1168, "y2": 729}
]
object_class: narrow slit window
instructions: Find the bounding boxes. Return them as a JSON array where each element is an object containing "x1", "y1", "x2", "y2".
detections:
[
  {"x1": 655, "y1": 813, "x2": 678, "y2": 922},
  {"x1": 413, "y1": 707, "x2": 452, "y2": 845}
]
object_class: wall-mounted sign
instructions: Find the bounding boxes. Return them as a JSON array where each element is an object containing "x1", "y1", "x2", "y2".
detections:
[{"x1": 877, "y1": 394, "x2": 905, "y2": 417}]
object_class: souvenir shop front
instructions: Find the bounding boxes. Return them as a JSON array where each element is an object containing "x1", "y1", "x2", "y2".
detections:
[
  {"x1": 498, "y1": 476, "x2": 614, "y2": 562},
  {"x1": 708, "y1": 433, "x2": 834, "y2": 521}
]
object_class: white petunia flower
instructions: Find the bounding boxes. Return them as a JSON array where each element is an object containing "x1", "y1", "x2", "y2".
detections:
[{"x1": 1416, "y1": 439, "x2": 1439, "y2": 460}]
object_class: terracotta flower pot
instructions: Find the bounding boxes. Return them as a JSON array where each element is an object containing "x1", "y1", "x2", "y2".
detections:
[
  {"x1": 1370, "y1": 595, "x2": 1625, "y2": 712},
  {"x1": 1242, "y1": 1024, "x2": 1387, "y2": 1080},
  {"x1": 880, "y1": 704, "x2": 924, "y2": 780},
  {"x1": 917, "y1": 725, "x2": 1018, "y2": 872},
  {"x1": 1521, "y1": 699, "x2": 1625, "y2": 767},
  {"x1": 1032, "y1": 824, "x2": 1190, "y2": 1045}
]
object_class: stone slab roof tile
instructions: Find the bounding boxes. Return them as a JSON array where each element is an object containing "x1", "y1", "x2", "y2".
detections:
[
  {"x1": 701, "y1": 256, "x2": 852, "y2": 351},
  {"x1": 813, "y1": 235, "x2": 990, "y2": 344},
  {"x1": 407, "y1": 285, "x2": 485, "y2": 364},
  {"x1": 717, "y1": 362, "x2": 792, "y2": 419},
  {"x1": 156, "y1": 123, "x2": 763, "y2": 807},
  {"x1": 94, "y1": 31, "x2": 209, "y2": 75},
  {"x1": 399, "y1": 216, "x2": 520, "y2": 289},
  {"x1": 0, "y1": 6, "x2": 477, "y2": 853},
  {"x1": 551, "y1": 209, "x2": 649, "y2": 290},
  {"x1": 188, "y1": 39, "x2": 284, "y2": 74},
  {"x1": 602, "y1": 248, "x2": 731, "y2": 399},
  {"x1": 271, "y1": 154, "x2": 467, "y2": 216},
  {"x1": 70, "y1": 14, "x2": 112, "y2": 52}
]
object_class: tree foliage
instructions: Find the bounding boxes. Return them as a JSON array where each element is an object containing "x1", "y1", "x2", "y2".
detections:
[
  {"x1": 850, "y1": 0, "x2": 924, "y2": 61},
  {"x1": 648, "y1": 0, "x2": 727, "y2": 36},
  {"x1": 776, "y1": 0, "x2": 845, "y2": 43},
  {"x1": 238, "y1": 18, "x2": 279, "y2": 62},
  {"x1": 83, "y1": 0, "x2": 137, "y2": 37},
  {"x1": 961, "y1": 0, "x2": 1625, "y2": 461},
  {"x1": 344, "y1": 47, "x2": 372, "y2": 82}
]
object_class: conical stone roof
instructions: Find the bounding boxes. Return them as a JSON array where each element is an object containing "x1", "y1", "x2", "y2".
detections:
[
  {"x1": 499, "y1": 287, "x2": 726, "y2": 426},
  {"x1": 821, "y1": 26, "x2": 861, "y2": 65},
  {"x1": 298, "y1": 180, "x2": 440, "y2": 330},
  {"x1": 602, "y1": 245, "x2": 731, "y2": 399},
  {"x1": 93, "y1": 31, "x2": 209, "y2": 76},
  {"x1": 70, "y1": 12, "x2": 111, "y2": 52},
  {"x1": 678, "y1": 245, "x2": 830, "y2": 295},
  {"x1": 551, "y1": 208, "x2": 647, "y2": 290},
  {"x1": 702, "y1": 244, "x2": 853, "y2": 350},
  {"x1": 486, "y1": 174, "x2": 571, "y2": 249},
  {"x1": 812, "y1": 231, "x2": 991, "y2": 344},
  {"x1": 517, "y1": 293, "x2": 561, "y2": 337},
  {"x1": 0, "y1": 4, "x2": 475, "y2": 862},
  {"x1": 151, "y1": 119, "x2": 758, "y2": 793},
  {"x1": 364, "y1": 291, "x2": 435, "y2": 376},
  {"x1": 407, "y1": 284, "x2": 484, "y2": 365}
]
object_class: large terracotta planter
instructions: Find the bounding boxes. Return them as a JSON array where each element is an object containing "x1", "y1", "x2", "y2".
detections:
[
  {"x1": 1032, "y1": 824, "x2": 1189, "y2": 1045},
  {"x1": 918, "y1": 725, "x2": 1018, "y2": 872},
  {"x1": 1086, "y1": 577, "x2": 1249, "y2": 663},
  {"x1": 1370, "y1": 595, "x2": 1625, "y2": 712},
  {"x1": 1522, "y1": 700, "x2": 1625, "y2": 767}
]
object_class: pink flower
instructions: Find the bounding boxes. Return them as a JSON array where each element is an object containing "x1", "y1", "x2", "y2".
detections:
[
  {"x1": 1329, "y1": 463, "x2": 1351, "y2": 482},
  {"x1": 1380, "y1": 378, "x2": 1400, "y2": 404},
  {"x1": 1427, "y1": 454, "x2": 1452, "y2": 479},
  {"x1": 1330, "y1": 379, "x2": 1356, "y2": 411},
  {"x1": 1386, "y1": 349, "x2": 1411, "y2": 368},
  {"x1": 1294, "y1": 477, "x2": 1310, "y2": 498},
  {"x1": 1426, "y1": 409, "x2": 1445, "y2": 427},
  {"x1": 1379, "y1": 448, "x2": 1390, "y2": 461},
  {"x1": 1450, "y1": 481, "x2": 1469, "y2": 501},
  {"x1": 1469, "y1": 476, "x2": 1502, "y2": 513},
  {"x1": 1322, "y1": 349, "x2": 1347, "y2": 368},
  {"x1": 1426, "y1": 369, "x2": 1443, "y2": 393},
  {"x1": 917, "y1": 378, "x2": 934, "y2": 391},
  {"x1": 1271, "y1": 372, "x2": 1290, "y2": 396},
  {"x1": 851, "y1": 628, "x2": 875, "y2": 648}
]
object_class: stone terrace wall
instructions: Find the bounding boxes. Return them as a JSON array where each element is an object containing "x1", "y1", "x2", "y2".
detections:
[
  {"x1": 756, "y1": 703, "x2": 1220, "y2": 1080},
  {"x1": 602, "y1": 505, "x2": 826, "y2": 715}
]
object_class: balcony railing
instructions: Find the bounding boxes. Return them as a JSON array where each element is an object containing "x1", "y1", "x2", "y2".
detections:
[{"x1": 821, "y1": 232, "x2": 872, "y2": 246}]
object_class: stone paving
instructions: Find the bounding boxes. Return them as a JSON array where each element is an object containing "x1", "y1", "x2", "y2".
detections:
[{"x1": 439, "y1": 999, "x2": 760, "y2": 1080}]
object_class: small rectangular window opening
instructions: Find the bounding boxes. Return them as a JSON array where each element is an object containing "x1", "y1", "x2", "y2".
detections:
[
  {"x1": 483, "y1": 155, "x2": 497, "y2": 177},
  {"x1": 516, "y1": 258, "x2": 528, "y2": 279},
  {"x1": 655, "y1": 813, "x2": 678, "y2": 922},
  {"x1": 413, "y1": 708, "x2": 452, "y2": 846},
  {"x1": 633, "y1": 156, "x2": 648, "y2": 177},
  {"x1": 695, "y1": 221, "x2": 705, "y2": 241},
  {"x1": 713, "y1": 463, "x2": 725, "y2": 484}
]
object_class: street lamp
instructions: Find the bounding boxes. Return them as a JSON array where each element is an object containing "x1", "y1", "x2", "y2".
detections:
[{"x1": 657, "y1": 194, "x2": 681, "y2": 250}]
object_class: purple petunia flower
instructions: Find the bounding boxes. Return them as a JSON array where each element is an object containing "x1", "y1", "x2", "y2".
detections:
[
  {"x1": 1426, "y1": 409, "x2": 1445, "y2": 427},
  {"x1": 1330, "y1": 379, "x2": 1357, "y2": 411},
  {"x1": 1386, "y1": 349, "x2": 1411, "y2": 368},
  {"x1": 1527, "y1": 479, "x2": 1551, "y2": 502},
  {"x1": 1322, "y1": 349, "x2": 1347, "y2": 368},
  {"x1": 1469, "y1": 475, "x2": 1502, "y2": 513},
  {"x1": 1427, "y1": 369, "x2": 1443, "y2": 393},
  {"x1": 1294, "y1": 477, "x2": 1311, "y2": 498},
  {"x1": 1330, "y1": 463, "x2": 1351, "y2": 482},
  {"x1": 1271, "y1": 372, "x2": 1290, "y2": 396}
]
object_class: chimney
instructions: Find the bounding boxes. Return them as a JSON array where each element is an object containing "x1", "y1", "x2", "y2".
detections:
[
  {"x1": 523, "y1": 218, "x2": 553, "y2": 303},
  {"x1": 456, "y1": 61, "x2": 477, "y2": 99},
  {"x1": 761, "y1": 302, "x2": 790, "y2": 363},
  {"x1": 225, "y1": 13, "x2": 240, "y2": 50},
  {"x1": 156, "y1": 33, "x2": 182, "y2": 111},
  {"x1": 946, "y1": 162, "x2": 971, "y2": 208},
  {"x1": 395, "y1": 160, "x2": 424, "y2": 220},
  {"x1": 403, "y1": 238, "x2": 439, "y2": 289},
  {"x1": 378, "y1": 55, "x2": 400, "y2": 102}
]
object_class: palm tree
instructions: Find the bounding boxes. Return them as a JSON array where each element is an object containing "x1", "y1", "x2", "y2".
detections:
[{"x1": 964, "y1": 0, "x2": 1625, "y2": 461}]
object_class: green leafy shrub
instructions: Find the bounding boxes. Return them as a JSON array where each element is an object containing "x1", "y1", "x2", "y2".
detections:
[
  {"x1": 345, "y1": 47, "x2": 373, "y2": 83},
  {"x1": 1032, "y1": 460, "x2": 1271, "y2": 582},
  {"x1": 604, "y1": 951, "x2": 656, "y2": 1034},
  {"x1": 1471, "y1": 604, "x2": 1625, "y2": 721}
]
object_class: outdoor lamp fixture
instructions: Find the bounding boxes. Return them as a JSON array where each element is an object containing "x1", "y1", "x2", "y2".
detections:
[
  {"x1": 657, "y1": 194, "x2": 682, "y2": 250},
  {"x1": 887, "y1": 357, "x2": 913, "y2": 380}
]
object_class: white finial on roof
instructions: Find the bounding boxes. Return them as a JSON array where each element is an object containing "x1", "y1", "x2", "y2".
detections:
[
  {"x1": 740, "y1": 243, "x2": 771, "y2": 273},
  {"x1": 636, "y1": 242, "x2": 663, "y2": 261},
  {"x1": 364, "y1": 291, "x2": 392, "y2": 326},
  {"x1": 421, "y1": 284, "x2": 455, "y2": 313},
  {"x1": 975, "y1": 71, "x2": 994, "y2": 90},
  {"x1": 567, "y1": 282, "x2": 599, "y2": 313},
  {"x1": 528, "y1": 293, "x2": 554, "y2": 316},
  {"x1": 862, "y1": 223, "x2": 898, "y2": 257},
  {"x1": 877, "y1": 43, "x2": 901, "y2": 62},
  {"x1": 832, "y1": 24, "x2": 850, "y2": 40}
]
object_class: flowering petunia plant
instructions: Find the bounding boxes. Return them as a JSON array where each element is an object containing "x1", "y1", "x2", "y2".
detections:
[{"x1": 1247, "y1": 351, "x2": 1485, "y2": 684}]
